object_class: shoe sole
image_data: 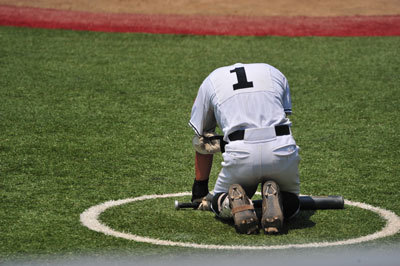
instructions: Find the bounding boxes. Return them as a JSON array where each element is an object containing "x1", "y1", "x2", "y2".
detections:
[
  {"x1": 261, "y1": 181, "x2": 283, "y2": 234},
  {"x1": 229, "y1": 184, "x2": 259, "y2": 234}
]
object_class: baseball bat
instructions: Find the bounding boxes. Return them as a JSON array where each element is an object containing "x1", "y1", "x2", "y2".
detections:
[{"x1": 174, "y1": 195, "x2": 344, "y2": 210}]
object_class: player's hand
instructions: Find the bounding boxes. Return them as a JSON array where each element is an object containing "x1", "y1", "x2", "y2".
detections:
[
  {"x1": 196, "y1": 197, "x2": 210, "y2": 211},
  {"x1": 191, "y1": 179, "x2": 209, "y2": 203},
  {"x1": 195, "y1": 193, "x2": 213, "y2": 211}
]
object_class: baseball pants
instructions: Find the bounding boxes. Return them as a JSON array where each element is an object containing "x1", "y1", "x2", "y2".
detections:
[{"x1": 213, "y1": 127, "x2": 300, "y2": 198}]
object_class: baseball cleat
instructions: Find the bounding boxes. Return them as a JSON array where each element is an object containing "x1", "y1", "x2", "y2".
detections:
[
  {"x1": 261, "y1": 180, "x2": 284, "y2": 234},
  {"x1": 228, "y1": 184, "x2": 259, "y2": 234}
]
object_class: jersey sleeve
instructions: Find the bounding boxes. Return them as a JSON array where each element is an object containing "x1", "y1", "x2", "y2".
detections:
[
  {"x1": 189, "y1": 77, "x2": 217, "y2": 136},
  {"x1": 282, "y1": 77, "x2": 292, "y2": 115}
]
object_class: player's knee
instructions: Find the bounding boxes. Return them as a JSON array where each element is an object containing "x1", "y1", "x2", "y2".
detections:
[{"x1": 211, "y1": 192, "x2": 232, "y2": 219}]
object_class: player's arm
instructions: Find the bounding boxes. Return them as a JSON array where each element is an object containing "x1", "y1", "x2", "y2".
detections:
[
  {"x1": 191, "y1": 152, "x2": 213, "y2": 202},
  {"x1": 191, "y1": 133, "x2": 221, "y2": 202},
  {"x1": 189, "y1": 77, "x2": 217, "y2": 202},
  {"x1": 195, "y1": 151, "x2": 213, "y2": 181},
  {"x1": 282, "y1": 76, "x2": 292, "y2": 116}
]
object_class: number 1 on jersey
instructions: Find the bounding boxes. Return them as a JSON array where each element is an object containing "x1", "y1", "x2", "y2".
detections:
[{"x1": 230, "y1": 67, "x2": 254, "y2": 90}]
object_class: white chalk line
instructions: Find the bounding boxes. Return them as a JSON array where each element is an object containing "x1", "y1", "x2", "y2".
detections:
[{"x1": 80, "y1": 192, "x2": 400, "y2": 250}]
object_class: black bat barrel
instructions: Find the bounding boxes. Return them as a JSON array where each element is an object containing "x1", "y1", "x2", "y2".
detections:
[
  {"x1": 299, "y1": 195, "x2": 344, "y2": 210},
  {"x1": 251, "y1": 196, "x2": 344, "y2": 210}
]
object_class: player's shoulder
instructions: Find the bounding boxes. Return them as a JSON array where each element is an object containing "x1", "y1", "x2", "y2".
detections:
[
  {"x1": 249, "y1": 62, "x2": 283, "y2": 74},
  {"x1": 208, "y1": 63, "x2": 238, "y2": 76},
  {"x1": 249, "y1": 63, "x2": 286, "y2": 80}
]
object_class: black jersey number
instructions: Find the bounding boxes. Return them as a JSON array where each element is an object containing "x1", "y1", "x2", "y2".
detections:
[{"x1": 230, "y1": 67, "x2": 253, "y2": 90}]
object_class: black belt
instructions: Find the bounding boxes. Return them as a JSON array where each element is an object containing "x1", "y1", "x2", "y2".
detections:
[{"x1": 228, "y1": 125, "x2": 290, "y2": 141}]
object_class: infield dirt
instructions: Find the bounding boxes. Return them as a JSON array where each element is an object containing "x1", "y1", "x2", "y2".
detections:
[{"x1": 1, "y1": 0, "x2": 400, "y2": 16}]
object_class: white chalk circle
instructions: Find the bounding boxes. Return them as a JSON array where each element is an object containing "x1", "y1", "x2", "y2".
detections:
[{"x1": 80, "y1": 192, "x2": 400, "y2": 250}]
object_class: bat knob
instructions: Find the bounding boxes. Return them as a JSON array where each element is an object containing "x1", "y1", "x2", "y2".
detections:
[{"x1": 174, "y1": 200, "x2": 180, "y2": 210}]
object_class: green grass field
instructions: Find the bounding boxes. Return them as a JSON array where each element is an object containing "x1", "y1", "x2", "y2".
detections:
[{"x1": 0, "y1": 26, "x2": 399, "y2": 261}]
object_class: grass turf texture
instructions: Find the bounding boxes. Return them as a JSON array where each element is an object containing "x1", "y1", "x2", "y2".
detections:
[{"x1": 0, "y1": 26, "x2": 399, "y2": 259}]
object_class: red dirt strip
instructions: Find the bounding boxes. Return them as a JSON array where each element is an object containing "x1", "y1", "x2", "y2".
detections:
[{"x1": 1, "y1": 5, "x2": 399, "y2": 36}]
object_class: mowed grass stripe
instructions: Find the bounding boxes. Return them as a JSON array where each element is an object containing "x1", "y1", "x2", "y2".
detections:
[{"x1": 0, "y1": 26, "x2": 399, "y2": 258}]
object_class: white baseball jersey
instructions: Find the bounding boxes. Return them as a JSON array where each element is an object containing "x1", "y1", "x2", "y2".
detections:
[{"x1": 189, "y1": 63, "x2": 292, "y2": 140}]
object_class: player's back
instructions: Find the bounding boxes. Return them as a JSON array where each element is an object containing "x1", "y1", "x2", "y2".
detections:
[{"x1": 208, "y1": 63, "x2": 291, "y2": 135}]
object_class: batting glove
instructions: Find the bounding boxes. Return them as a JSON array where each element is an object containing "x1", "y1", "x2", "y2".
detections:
[{"x1": 191, "y1": 179, "x2": 209, "y2": 203}]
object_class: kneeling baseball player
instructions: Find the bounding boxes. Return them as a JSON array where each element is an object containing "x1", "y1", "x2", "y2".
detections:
[{"x1": 189, "y1": 63, "x2": 301, "y2": 235}]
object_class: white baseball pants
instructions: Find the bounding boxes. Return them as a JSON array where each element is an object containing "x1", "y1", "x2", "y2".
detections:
[{"x1": 213, "y1": 127, "x2": 300, "y2": 197}]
